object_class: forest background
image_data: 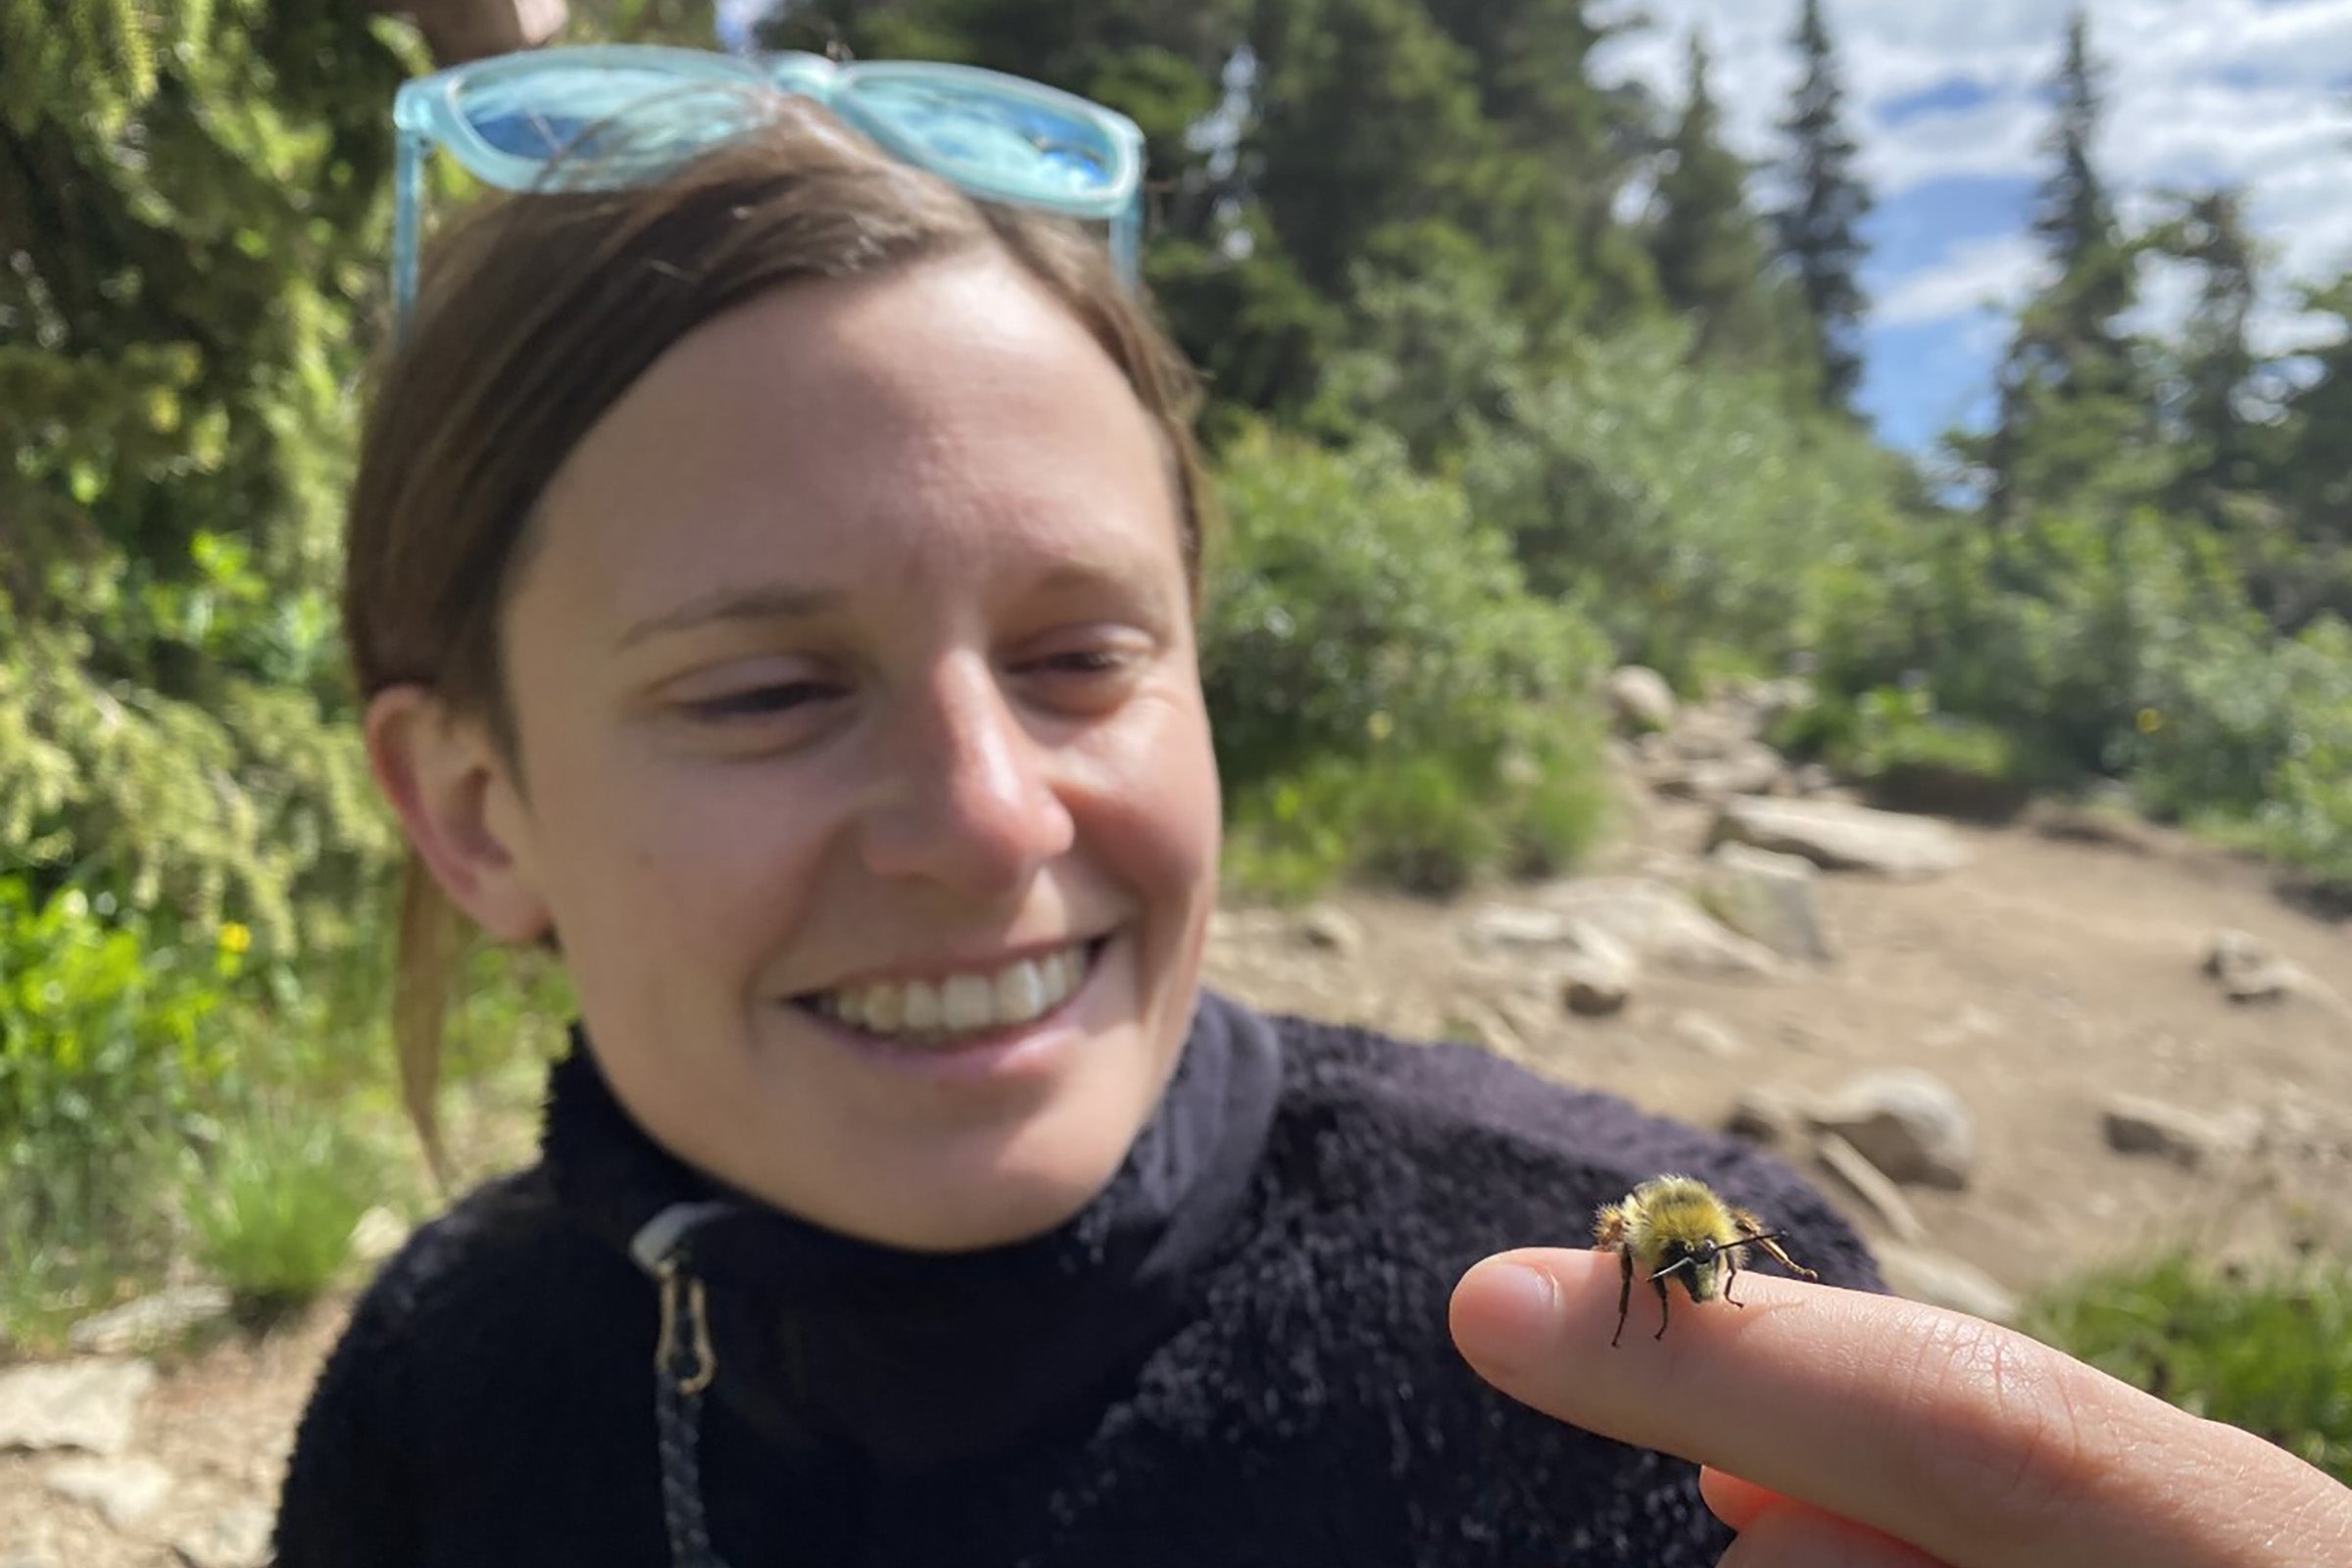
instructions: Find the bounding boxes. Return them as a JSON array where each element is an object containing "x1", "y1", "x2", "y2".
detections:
[{"x1": 3, "y1": 0, "x2": 2350, "y2": 1472}]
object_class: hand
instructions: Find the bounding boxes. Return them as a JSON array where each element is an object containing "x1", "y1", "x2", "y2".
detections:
[{"x1": 1448, "y1": 1249, "x2": 2352, "y2": 1567}]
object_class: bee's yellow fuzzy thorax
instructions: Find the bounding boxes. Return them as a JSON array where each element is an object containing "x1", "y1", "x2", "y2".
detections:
[{"x1": 1638, "y1": 1175, "x2": 1740, "y2": 1247}]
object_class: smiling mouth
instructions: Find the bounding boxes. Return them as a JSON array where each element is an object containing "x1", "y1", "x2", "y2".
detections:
[{"x1": 791, "y1": 935, "x2": 1110, "y2": 1046}]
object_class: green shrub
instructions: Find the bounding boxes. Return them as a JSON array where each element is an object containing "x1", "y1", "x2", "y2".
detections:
[
  {"x1": 1203, "y1": 422, "x2": 1612, "y2": 899},
  {"x1": 0, "y1": 879, "x2": 238, "y2": 1268},
  {"x1": 186, "y1": 1112, "x2": 387, "y2": 1317},
  {"x1": 2026, "y1": 1251, "x2": 2352, "y2": 1486}
]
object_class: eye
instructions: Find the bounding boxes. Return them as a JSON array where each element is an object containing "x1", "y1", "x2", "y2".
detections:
[{"x1": 683, "y1": 680, "x2": 838, "y2": 721}]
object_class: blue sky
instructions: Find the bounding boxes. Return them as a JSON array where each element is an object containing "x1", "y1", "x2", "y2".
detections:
[{"x1": 1591, "y1": 0, "x2": 2352, "y2": 453}]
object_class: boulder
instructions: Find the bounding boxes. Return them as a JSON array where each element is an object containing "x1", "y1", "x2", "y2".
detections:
[
  {"x1": 1813, "y1": 1131, "x2": 1929, "y2": 1244},
  {"x1": 1604, "y1": 665, "x2": 1678, "y2": 735},
  {"x1": 1806, "y1": 1068, "x2": 1977, "y2": 1190},
  {"x1": 0, "y1": 1359, "x2": 154, "y2": 1457},
  {"x1": 1701, "y1": 842, "x2": 1835, "y2": 962},
  {"x1": 43, "y1": 1455, "x2": 173, "y2": 1530},
  {"x1": 1709, "y1": 796, "x2": 1971, "y2": 878},
  {"x1": 1875, "y1": 1243, "x2": 2023, "y2": 1324},
  {"x1": 1536, "y1": 878, "x2": 1787, "y2": 981},
  {"x1": 2101, "y1": 1093, "x2": 2261, "y2": 1169}
]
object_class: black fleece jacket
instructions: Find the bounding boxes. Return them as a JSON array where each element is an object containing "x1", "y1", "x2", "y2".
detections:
[{"x1": 273, "y1": 990, "x2": 1881, "y2": 1567}]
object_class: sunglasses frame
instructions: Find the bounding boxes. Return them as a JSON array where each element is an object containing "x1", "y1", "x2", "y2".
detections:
[{"x1": 389, "y1": 44, "x2": 1147, "y2": 333}]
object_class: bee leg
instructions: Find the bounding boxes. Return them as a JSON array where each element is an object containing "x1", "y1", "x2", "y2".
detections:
[
  {"x1": 1651, "y1": 1275, "x2": 1671, "y2": 1341},
  {"x1": 1612, "y1": 1249, "x2": 1633, "y2": 1348},
  {"x1": 1724, "y1": 1256, "x2": 1744, "y2": 1308}
]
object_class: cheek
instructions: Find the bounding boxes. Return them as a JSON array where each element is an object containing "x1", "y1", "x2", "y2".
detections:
[{"x1": 1077, "y1": 687, "x2": 1222, "y2": 906}]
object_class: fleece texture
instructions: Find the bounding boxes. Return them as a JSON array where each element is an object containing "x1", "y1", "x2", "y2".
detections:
[{"x1": 273, "y1": 990, "x2": 1880, "y2": 1567}]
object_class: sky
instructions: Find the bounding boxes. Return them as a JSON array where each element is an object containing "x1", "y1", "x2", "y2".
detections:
[
  {"x1": 721, "y1": 1, "x2": 2352, "y2": 454},
  {"x1": 1589, "y1": 0, "x2": 2352, "y2": 452}
]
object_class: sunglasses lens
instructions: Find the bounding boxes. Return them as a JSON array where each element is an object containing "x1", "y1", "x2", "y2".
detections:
[
  {"x1": 856, "y1": 78, "x2": 1119, "y2": 202},
  {"x1": 454, "y1": 68, "x2": 761, "y2": 184}
]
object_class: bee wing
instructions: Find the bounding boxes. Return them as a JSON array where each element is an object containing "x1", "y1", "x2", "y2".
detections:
[
  {"x1": 1592, "y1": 1201, "x2": 1629, "y2": 1249},
  {"x1": 1729, "y1": 1206, "x2": 1819, "y2": 1280}
]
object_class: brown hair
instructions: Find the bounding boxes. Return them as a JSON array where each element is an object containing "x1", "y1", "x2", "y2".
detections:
[{"x1": 344, "y1": 94, "x2": 1211, "y2": 1184}]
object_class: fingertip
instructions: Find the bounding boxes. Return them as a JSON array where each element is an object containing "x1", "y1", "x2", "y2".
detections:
[
  {"x1": 1448, "y1": 1254, "x2": 1564, "y2": 1374},
  {"x1": 1698, "y1": 1466, "x2": 1787, "y2": 1531}
]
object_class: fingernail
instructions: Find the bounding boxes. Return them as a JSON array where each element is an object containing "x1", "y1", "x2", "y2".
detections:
[{"x1": 1455, "y1": 1260, "x2": 1560, "y2": 1368}]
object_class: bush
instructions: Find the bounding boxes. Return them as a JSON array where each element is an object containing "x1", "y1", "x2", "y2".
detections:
[
  {"x1": 1203, "y1": 422, "x2": 1612, "y2": 899},
  {"x1": 2026, "y1": 1250, "x2": 2352, "y2": 1486},
  {"x1": 186, "y1": 1112, "x2": 386, "y2": 1318},
  {"x1": 0, "y1": 879, "x2": 239, "y2": 1269}
]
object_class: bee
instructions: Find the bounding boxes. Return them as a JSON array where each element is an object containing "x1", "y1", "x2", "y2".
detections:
[{"x1": 1592, "y1": 1174, "x2": 1817, "y2": 1346}]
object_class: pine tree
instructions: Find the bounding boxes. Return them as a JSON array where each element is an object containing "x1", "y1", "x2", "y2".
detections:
[
  {"x1": 1774, "y1": 0, "x2": 1874, "y2": 411},
  {"x1": 0, "y1": 0, "x2": 407, "y2": 947},
  {"x1": 1979, "y1": 9, "x2": 2148, "y2": 523},
  {"x1": 2154, "y1": 188, "x2": 2263, "y2": 525},
  {"x1": 1647, "y1": 32, "x2": 1776, "y2": 362}
]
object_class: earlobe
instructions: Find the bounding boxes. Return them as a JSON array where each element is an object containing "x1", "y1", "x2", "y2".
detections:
[{"x1": 364, "y1": 686, "x2": 553, "y2": 945}]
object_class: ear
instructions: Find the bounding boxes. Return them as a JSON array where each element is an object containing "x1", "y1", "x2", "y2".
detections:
[{"x1": 365, "y1": 685, "x2": 553, "y2": 945}]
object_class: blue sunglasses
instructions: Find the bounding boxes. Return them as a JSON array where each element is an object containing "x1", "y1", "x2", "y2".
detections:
[{"x1": 390, "y1": 44, "x2": 1149, "y2": 335}]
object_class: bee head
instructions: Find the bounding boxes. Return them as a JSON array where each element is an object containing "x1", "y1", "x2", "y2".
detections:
[{"x1": 1654, "y1": 1240, "x2": 1725, "y2": 1302}]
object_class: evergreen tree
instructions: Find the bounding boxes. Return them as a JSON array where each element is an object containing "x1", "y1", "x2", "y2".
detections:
[
  {"x1": 1979, "y1": 9, "x2": 2148, "y2": 523},
  {"x1": 0, "y1": 0, "x2": 407, "y2": 946},
  {"x1": 1647, "y1": 32, "x2": 1777, "y2": 363},
  {"x1": 2152, "y1": 188, "x2": 2263, "y2": 526},
  {"x1": 1774, "y1": 0, "x2": 1874, "y2": 411}
]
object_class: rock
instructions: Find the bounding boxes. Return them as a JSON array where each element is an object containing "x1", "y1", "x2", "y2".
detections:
[
  {"x1": 67, "y1": 1286, "x2": 231, "y2": 1356},
  {"x1": 1724, "y1": 1086, "x2": 1809, "y2": 1149},
  {"x1": 1298, "y1": 904, "x2": 1363, "y2": 956},
  {"x1": 1605, "y1": 665, "x2": 1677, "y2": 735},
  {"x1": 1709, "y1": 796, "x2": 1971, "y2": 878},
  {"x1": 1667, "y1": 1010, "x2": 1745, "y2": 1060},
  {"x1": 2101, "y1": 1093, "x2": 2262, "y2": 1169},
  {"x1": 0, "y1": 1359, "x2": 155, "y2": 1456},
  {"x1": 0, "y1": 1519, "x2": 62, "y2": 1568},
  {"x1": 1537, "y1": 877, "x2": 1787, "y2": 981},
  {"x1": 43, "y1": 1454, "x2": 174, "y2": 1530},
  {"x1": 1789, "y1": 761, "x2": 1838, "y2": 796},
  {"x1": 350, "y1": 1206, "x2": 412, "y2": 1267},
  {"x1": 1650, "y1": 741, "x2": 1788, "y2": 804},
  {"x1": 1813, "y1": 1132, "x2": 1927, "y2": 1244},
  {"x1": 1461, "y1": 905, "x2": 1576, "y2": 953},
  {"x1": 2196, "y1": 927, "x2": 2345, "y2": 1010},
  {"x1": 1700, "y1": 842, "x2": 1835, "y2": 962},
  {"x1": 1875, "y1": 1243, "x2": 2023, "y2": 1324},
  {"x1": 1558, "y1": 926, "x2": 1639, "y2": 1017},
  {"x1": 173, "y1": 1502, "x2": 275, "y2": 1568},
  {"x1": 1807, "y1": 1068, "x2": 1977, "y2": 1190}
]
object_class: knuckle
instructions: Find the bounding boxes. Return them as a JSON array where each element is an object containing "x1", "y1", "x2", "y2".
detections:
[{"x1": 1886, "y1": 1312, "x2": 2097, "y2": 1539}]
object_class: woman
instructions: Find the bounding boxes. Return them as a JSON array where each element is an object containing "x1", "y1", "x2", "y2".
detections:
[{"x1": 276, "y1": 57, "x2": 2351, "y2": 1568}]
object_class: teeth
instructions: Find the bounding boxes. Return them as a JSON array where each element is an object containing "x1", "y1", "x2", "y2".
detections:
[{"x1": 810, "y1": 942, "x2": 1092, "y2": 1043}]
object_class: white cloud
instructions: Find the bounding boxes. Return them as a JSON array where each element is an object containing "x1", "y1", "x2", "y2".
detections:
[
  {"x1": 1874, "y1": 232, "x2": 2044, "y2": 324},
  {"x1": 1592, "y1": 0, "x2": 2352, "y2": 334}
]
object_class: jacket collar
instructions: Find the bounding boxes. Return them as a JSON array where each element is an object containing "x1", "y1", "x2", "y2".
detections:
[{"x1": 539, "y1": 987, "x2": 1283, "y2": 1474}]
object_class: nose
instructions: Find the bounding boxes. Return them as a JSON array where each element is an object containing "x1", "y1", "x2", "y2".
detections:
[{"x1": 857, "y1": 657, "x2": 1076, "y2": 901}]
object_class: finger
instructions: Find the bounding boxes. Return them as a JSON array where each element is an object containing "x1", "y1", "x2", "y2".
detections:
[
  {"x1": 1697, "y1": 1466, "x2": 1787, "y2": 1532},
  {"x1": 1449, "y1": 1249, "x2": 2342, "y2": 1568},
  {"x1": 1716, "y1": 1498, "x2": 1953, "y2": 1568}
]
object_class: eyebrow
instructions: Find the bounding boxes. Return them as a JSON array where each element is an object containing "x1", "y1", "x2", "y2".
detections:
[{"x1": 614, "y1": 582, "x2": 843, "y2": 650}]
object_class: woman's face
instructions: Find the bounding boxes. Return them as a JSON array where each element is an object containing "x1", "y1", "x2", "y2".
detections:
[{"x1": 441, "y1": 254, "x2": 1220, "y2": 1250}]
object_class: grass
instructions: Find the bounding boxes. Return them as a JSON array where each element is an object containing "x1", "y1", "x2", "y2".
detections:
[
  {"x1": 184, "y1": 1108, "x2": 392, "y2": 1324},
  {"x1": 2023, "y1": 1250, "x2": 2352, "y2": 1486}
]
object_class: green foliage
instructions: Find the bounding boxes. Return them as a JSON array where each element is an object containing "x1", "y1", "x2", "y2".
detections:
[
  {"x1": 1203, "y1": 425, "x2": 1612, "y2": 897},
  {"x1": 187, "y1": 1112, "x2": 386, "y2": 1315},
  {"x1": 0, "y1": 879, "x2": 240, "y2": 1296},
  {"x1": 2027, "y1": 1250, "x2": 2352, "y2": 1486},
  {"x1": 0, "y1": 0, "x2": 411, "y2": 955},
  {"x1": 1462, "y1": 325, "x2": 1912, "y2": 682}
]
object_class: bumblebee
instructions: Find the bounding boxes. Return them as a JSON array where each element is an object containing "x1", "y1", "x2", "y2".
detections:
[{"x1": 1592, "y1": 1174, "x2": 1817, "y2": 1346}]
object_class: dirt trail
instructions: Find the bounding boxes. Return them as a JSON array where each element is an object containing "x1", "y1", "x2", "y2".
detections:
[{"x1": 6, "y1": 793, "x2": 2349, "y2": 1563}]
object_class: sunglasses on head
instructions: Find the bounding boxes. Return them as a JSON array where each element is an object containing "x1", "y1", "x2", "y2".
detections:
[{"x1": 390, "y1": 44, "x2": 1149, "y2": 336}]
